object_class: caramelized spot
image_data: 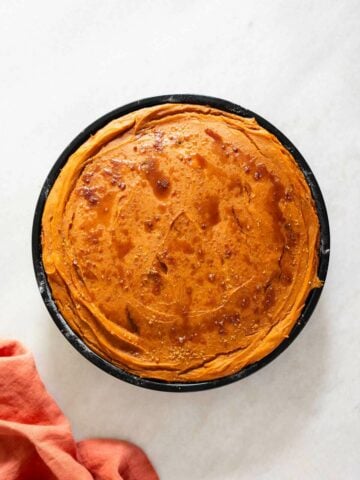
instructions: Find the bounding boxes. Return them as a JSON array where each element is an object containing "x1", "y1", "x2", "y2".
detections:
[
  {"x1": 116, "y1": 239, "x2": 134, "y2": 259},
  {"x1": 142, "y1": 158, "x2": 171, "y2": 199},
  {"x1": 197, "y1": 195, "x2": 220, "y2": 228},
  {"x1": 193, "y1": 153, "x2": 207, "y2": 169},
  {"x1": 205, "y1": 128, "x2": 223, "y2": 142}
]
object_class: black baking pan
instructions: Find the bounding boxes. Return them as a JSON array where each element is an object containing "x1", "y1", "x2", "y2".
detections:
[{"x1": 32, "y1": 94, "x2": 330, "y2": 392}]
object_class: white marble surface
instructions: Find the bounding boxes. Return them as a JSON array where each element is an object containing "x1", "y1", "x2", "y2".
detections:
[{"x1": 1, "y1": 1, "x2": 360, "y2": 478}]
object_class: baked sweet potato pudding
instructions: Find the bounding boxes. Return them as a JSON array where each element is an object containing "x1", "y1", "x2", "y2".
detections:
[{"x1": 42, "y1": 104, "x2": 320, "y2": 381}]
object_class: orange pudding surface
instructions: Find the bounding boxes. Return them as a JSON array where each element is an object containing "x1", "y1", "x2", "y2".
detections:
[{"x1": 42, "y1": 104, "x2": 320, "y2": 381}]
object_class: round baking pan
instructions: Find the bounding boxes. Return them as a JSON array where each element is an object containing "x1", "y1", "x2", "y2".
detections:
[{"x1": 32, "y1": 94, "x2": 330, "y2": 392}]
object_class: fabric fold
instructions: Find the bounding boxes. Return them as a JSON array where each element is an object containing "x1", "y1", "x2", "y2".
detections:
[{"x1": 0, "y1": 339, "x2": 158, "y2": 480}]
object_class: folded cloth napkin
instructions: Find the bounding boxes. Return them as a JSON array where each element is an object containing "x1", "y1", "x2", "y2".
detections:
[{"x1": 0, "y1": 339, "x2": 159, "y2": 480}]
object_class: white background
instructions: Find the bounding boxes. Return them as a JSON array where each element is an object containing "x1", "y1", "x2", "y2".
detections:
[{"x1": 1, "y1": 1, "x2": 360, "y2": 479}]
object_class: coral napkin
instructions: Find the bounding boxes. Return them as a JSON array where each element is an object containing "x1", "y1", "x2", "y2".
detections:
[{"x1": 0, "y1": 339, "x2": 159, "y2": 479}]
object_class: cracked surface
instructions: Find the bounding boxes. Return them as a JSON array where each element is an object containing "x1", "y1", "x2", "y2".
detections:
[{"x1": 42, "y1": 104, "x2": 320, "y2": 381}]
